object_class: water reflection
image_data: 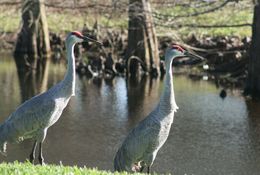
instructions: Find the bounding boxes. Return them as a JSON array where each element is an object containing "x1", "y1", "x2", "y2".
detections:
[
  {"x1": 245, "y1": 100, "x2": 260, "y2": 171},
  {"x1": 127, "y1": 75, "x2": 161, "y2": 127},
  {"x1": 16, "y1": 58, "x2": 51, "y2": 101},
  {"x1": 0, "y1": 53, "x2": 260, "y2": 175}
]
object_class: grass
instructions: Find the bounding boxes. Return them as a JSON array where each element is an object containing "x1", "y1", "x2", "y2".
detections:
[
  {"x1": 0, "y1": 7, "x2": 20, "y2": 32},
  {"x1": 155, "y1": 0, "x2": 253, "y2": 37},
  {"x1": 0, "y1": 1, "x2": 254, "y2": 37},
  {"x1": 0, "y1": 162, "x2": 141, "y2": 175},
  {"x1": 0, "y1": 6, "x2": 128, "y2": 34}
]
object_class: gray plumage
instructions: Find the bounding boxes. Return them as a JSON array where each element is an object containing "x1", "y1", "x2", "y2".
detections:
[
  {"x1": 0, "y1": 31, "x2": 91, "y2": 164},
  {"x1": 114, "y1": 46, "x2": 186, "y2": 173}
]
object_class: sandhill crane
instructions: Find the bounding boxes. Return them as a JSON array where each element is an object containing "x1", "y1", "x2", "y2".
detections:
[
  {"x1": 114, "y1": 45, "x2": 204, "y2": 173},
  {"x1": 0, "y1": 31, "x2": 101, "y2": 165}
]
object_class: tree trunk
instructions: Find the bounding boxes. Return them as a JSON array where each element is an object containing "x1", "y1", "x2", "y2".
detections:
[
  {"x1": 245, "y1": 2, "x2": 260, "y2": 98},
  {"x1": 14, "y1": 0, "x2": 51, "y2": 71},
  {"x1": 126, "y1": 0, "x2": 159, "y2": 77}
]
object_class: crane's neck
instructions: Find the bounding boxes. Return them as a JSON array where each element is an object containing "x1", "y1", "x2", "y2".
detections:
[
  {"x1": 63, "y1": 41, "x2": 76, "y2": 96},
  {"x1": 157, "y1": 56, "x2": 178, "y2": 120}
]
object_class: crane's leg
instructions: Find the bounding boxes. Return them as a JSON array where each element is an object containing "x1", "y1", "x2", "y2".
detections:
[
  {"x1": 29, "y1": 141, "x2": 37, "y2": 164},
  {"x1": 138, "y1": 161, "x2": 146, "y2": 172},
  {"x1": 139, "y1": 166, "x2": 144, "y2": 172},
  {"x1": 147, "y1": 166, "x2": 150, "y2": 174},
  {"x1": 38, "y1": 142, "x2": 45, "y2": 165},
  {"x1": 37, "y1": 129, "x2": 47, "y2": 165},
  {"x1": 145, "y1": 153, "x2": 156, "y2": 174}
]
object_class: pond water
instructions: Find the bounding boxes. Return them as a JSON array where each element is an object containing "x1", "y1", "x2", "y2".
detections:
[{"x1": 0, "y1": 53, "x2": 260, "y2": 175}]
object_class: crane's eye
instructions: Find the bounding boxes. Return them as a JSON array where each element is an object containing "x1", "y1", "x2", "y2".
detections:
[
  {"x1": 171, "y1": 45, "x2": 185, "y2": 52},
  {"x1": 71, "y1": 31, "x2": 84, "y2": 38}
]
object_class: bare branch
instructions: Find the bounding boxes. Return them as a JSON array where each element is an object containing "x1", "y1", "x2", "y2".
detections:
[
  {"x1": 0, "y1": 1, "x2": 21, "y2": 6},
  {"x1": 153, "y1": 0, "x2": 237, "y2": 20},
  {"x1": 178, "y1": 23, "x2": 252, "y2": 28}
]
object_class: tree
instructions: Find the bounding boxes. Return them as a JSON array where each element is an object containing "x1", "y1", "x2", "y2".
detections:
[
  {"x1": 125, "y1": 0, "x2": 160, "y2": 77},
  {"x1": 245, "y1": 0, "x2": 260, "y2": 98},
  {"x1": 14, "y1": 0, "x2": 51, "y2": 71}
]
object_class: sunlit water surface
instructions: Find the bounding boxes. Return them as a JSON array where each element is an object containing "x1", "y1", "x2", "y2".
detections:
[{"x1": 0, "y1": 53, "x2": 260, "y2": 175}]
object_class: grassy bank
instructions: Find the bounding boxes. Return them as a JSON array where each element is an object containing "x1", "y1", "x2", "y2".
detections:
[
  {"x1": 0, "y1": 6, "x2": 127, "y2": 34},
  {"x1": 0, "y1": 162, "x2": 140, "y2": 175},
  {"x1": 156, "y1": 1, "x2": 253, "y2": 37},
  {"x1": 0, "y1": 1, "x2": 253, "y2": 37}
]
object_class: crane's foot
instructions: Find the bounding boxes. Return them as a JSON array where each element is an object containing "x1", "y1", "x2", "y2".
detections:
[
  {"x1": 139, "y1": 166, "x2": 144, "y2": 172},
  {"x1": 147, "y1": 166, "x2": 150, "y2": 174},
  {"x1": 29, "y1": 151, "x2": 35, "y2": 164},
  {"x1": 29, "y1": 156, "x2": 35, "y2": 164},
  {"x1": 39, "y1": 156, "x2": 45, "y2": 165}
]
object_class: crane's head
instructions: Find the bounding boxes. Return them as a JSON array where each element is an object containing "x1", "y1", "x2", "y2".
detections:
[
  {"x1": 165, "y1": 44, "x2": 204, "y2": 62},
  {"x1": 67, "y1": 31, "x2": 102, "y2": 45}
]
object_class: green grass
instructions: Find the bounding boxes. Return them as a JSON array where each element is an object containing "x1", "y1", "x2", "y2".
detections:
[
  {"x1": 0, "y1": 162, "x2": 141, "y2": 175},
  {"x1": 0, "y1": 7, "x2": 20, "y2": 32},
  {"x1": 0, "y1": 1, "x2": 254, "y2": 37},
  {"x1": 0, "y1": 6, "x2": 127, "y2": 34},
  {"x1": 155, "y1": 1, "x2": 253, "y2": 37},
  {"x1": 46, "y1": 12, "x2": 127, "y2": 33}
]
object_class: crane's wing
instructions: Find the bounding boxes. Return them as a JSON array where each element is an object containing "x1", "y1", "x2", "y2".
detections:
[
  {"x1": 120, "y1": 116, "x2": 160, "y2": 163},
  {"x1": 3, "y1": 92, "x2": 57, "y2": 140}
]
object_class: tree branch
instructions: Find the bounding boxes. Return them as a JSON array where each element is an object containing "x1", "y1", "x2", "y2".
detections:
[
  {"x1": 153, "y1": 0, "x2": 236, "y2": 20},
  {"x1": 0, "y1": 1, "x2": 21, "y2": 6},
  {"x1": 179, "y1": 23, "x2": 252, "y2": 28}
]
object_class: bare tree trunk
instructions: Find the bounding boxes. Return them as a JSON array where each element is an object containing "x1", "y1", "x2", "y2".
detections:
[
  {"x1": 126, "y1": 0, "x2": 159, "y2": 77},
  {"x1": 14, "y1": 0, "x2": 51, "y2": 100},
  {"x1": 143, "y1": 0, "x2": 160, "y2": 76},
  {"x1": 39, "y1": 0, "x2": 51, "y2": 56},
  {"x1": 14, "y1": 0, "x2": 51, "y2": 71},
  {"x1": 245, "y1": 1, "x2": 260, "y2": 98}
]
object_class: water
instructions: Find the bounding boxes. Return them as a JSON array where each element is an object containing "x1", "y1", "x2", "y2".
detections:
[{"x1": 0, "y1": 53, "x2": 260, "y2": 175}]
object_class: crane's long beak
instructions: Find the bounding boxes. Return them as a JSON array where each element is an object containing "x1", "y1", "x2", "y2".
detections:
[
  {"x1": 184, "y1": 51, "x2": 205, "y2": 61},
  {"x1": 82, "y1": 36, "x2": 103, "y2": 45}
]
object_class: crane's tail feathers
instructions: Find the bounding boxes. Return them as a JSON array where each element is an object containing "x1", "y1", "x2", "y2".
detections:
[
  {"x1": 114, "y1": 151, "x2": 121, "y2": 171},
  {"x1": 114, "y1": 148, "x2": 127, "y2": 172},
  {"x1": 0, "y1": 142, "x2": 7, "y2": 156},
  {"x1": 114, "y1": 148, "x2": 135, "y2": 172}
]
